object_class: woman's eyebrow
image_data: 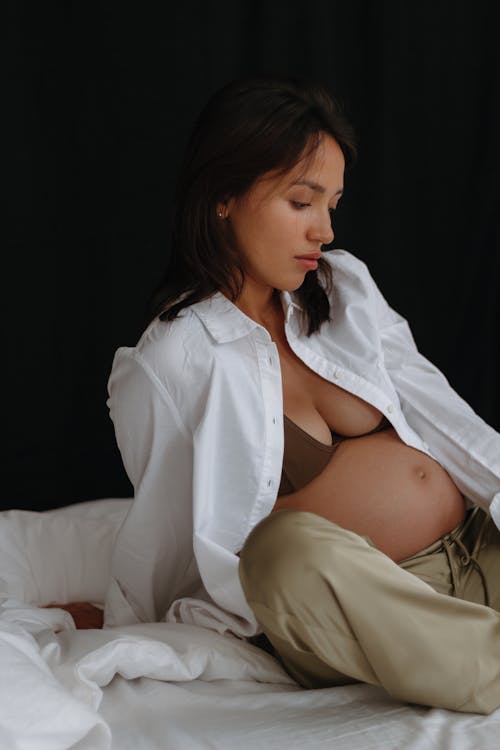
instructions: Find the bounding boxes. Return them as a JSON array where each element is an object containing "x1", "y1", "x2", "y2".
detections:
[{"x1": 292, "y1": 179, "x2": 343, "y2": 197}]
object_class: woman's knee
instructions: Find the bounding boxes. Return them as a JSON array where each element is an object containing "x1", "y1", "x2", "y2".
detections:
[
  {"x1": 238, "y1": 509, "x2": 358, "y2": 602},
  {"x1": 238, "y1": 510, "x2": 314, "y2": 606}
]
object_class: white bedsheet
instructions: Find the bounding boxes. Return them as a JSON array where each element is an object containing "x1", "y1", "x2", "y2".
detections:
[{"x1": 1, "y1": 499, "x2": 499, "y2": 750}]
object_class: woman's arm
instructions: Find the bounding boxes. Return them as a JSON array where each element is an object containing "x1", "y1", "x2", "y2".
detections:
[
  {"x1": 103, "y1": 348, "x2": 196, "y2": 626},
  {"x1": 369, "y1": 263, "x2": 500, "y2": 517},
  {"x1": 41, "y1": 350, "x2": 196, "y2": 630}
]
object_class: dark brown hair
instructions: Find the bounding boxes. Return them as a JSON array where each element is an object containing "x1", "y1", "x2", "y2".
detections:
[{"x1": 148, "y1": 74, "x2": 357, "y2": 334}]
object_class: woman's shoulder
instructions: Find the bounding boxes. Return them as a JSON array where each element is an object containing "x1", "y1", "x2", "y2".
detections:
[
  {"x1": 140, "y1": 306, "x2": 206, "y2": 350},
  {"x1": 110, "y1": 304, "x2": 216, "y2": 391},
  {"x1": 306, "y1": 248, "x2": 391, "y2": 339},
  {"x1": 322, "y1": 248, "x2": 372, "y2": 278},
  {"x1": 320, "y1": 248, "x2": 381, "y2": 302}
]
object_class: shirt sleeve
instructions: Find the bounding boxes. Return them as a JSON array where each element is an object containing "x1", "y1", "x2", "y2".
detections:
[
  {"x1": 103, "y1": 348, "x2": 197, "y2": 626},
  {"x1": 368, "y1": 266, "x2": 500, "y2": 520}
]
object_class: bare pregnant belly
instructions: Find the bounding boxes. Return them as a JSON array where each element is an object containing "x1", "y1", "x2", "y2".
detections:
[{"x1": 273, "y1": 428, "x2": 467, "y2": 562}]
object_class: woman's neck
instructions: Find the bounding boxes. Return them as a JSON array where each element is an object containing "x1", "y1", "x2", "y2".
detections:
[{"x1": 235, "y1": 287, "x2": 283, "y2": 325}]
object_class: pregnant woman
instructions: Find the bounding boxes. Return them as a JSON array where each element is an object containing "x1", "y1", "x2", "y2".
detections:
[{"x1": 95, "y1": 74, "x2": 500, "y2": 713}]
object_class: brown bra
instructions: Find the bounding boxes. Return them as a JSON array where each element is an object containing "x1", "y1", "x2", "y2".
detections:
[{"x1": 278, "y1": 413, "x2": 392, "y2": 496}]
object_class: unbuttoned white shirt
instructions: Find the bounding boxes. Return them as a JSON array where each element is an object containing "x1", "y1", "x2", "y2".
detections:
[{"x1": 104, "y1": 249, "x2": 500, "y2": 636}]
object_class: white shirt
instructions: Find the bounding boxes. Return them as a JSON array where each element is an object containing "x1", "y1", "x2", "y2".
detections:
[{"x1": 104, "y1": 249, "x2": 500, "y2": 637}]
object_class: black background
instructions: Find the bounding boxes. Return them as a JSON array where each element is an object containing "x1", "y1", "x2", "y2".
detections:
[{"x1": 6, "y1": 1, "x2": 499, "y2": 511}]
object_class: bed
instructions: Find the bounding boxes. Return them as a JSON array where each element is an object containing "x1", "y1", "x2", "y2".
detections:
[{"x1": 1, "y1": 498, "x2": 499, "y2": 750}]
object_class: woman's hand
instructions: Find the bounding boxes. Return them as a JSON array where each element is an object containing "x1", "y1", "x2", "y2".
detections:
[{"x1": 44, "y1": 602, "x2": 104, "y2": 629}]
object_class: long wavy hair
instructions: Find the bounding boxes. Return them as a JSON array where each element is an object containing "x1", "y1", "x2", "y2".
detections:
[{"x1": 148, "y1": 74, "x2": 357, "y2": 335}]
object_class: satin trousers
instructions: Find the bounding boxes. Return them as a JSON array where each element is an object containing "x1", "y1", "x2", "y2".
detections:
[{"x1": 238, "y1": 505, "x2": 500, "y2": 714}]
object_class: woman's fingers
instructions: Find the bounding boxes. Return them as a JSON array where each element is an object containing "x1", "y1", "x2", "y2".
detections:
[{"x1": 43, "y1": 602, "x2": 104, "y2": 629}]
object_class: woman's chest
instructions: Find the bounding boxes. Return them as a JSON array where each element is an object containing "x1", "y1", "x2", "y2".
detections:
[{"x1": 277, "y1": 338, "x2": 385, "y2": 445}]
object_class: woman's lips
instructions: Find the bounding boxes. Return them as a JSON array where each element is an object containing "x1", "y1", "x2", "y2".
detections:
[{"x1": 295, "y1": 256, "x2": 319, "y2": 270}]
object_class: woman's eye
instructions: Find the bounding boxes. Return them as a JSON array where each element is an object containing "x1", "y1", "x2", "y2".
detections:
[{"x1": 291, "y1": 201, "x2": 310, "y2": 209}]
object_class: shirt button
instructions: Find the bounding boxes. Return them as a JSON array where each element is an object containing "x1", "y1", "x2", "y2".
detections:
[
  {"x1": 267, "y1": 479, "x2": 273, "y2": 487},
  {"x1": 387, "y1": 404, "x2": 394, "y2": 413},
  {"x1": 272, "y1": 417, "x2": 276, "y2": 425},
  {"x1": 269, "y1": 356, "x2": 273, "y2": 365}
]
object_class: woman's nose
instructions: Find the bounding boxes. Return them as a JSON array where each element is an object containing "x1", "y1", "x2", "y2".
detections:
[{"x1": 308, "y1": 212, "x2": 334, "y2": 245}]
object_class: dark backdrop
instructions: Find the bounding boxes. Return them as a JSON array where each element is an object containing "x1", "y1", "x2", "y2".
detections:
[{"x1": 6, "y1": 1, "x2": 499, "y2": 511}]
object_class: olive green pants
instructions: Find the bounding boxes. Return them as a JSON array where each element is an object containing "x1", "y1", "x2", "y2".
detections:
[{"x1": 238, "y1": 505, "x2": 500, "y2": 714}]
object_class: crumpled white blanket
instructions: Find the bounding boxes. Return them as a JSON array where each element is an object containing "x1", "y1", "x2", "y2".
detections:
[
  {"x1": 0, "y1": 596, "x2": 293, "y2": 750},
  {"x1": 0, "y1": 499, "x2": 293, "y2": 750}
]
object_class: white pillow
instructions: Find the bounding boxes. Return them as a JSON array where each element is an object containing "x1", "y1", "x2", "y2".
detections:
[{"x1": 0, "y1": 498, "x2": 132, "y2": 605}]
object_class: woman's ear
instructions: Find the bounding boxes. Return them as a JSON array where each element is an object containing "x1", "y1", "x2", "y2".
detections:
[
  {"x1": 216, "y1": 202, "x2": 228, "y2": 219},
  {"x1": 220, "y1": 196, "x2": 238, "y2": 219}
]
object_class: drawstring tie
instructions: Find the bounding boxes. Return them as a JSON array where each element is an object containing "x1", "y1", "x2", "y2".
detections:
[{"x1": 442, "y1": 506, "x2": 490, "y2": 608}]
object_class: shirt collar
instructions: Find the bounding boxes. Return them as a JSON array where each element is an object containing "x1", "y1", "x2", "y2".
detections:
[
  {"x1": 190, "y1": 291, "x2": 303, "y2": 344},
  {"x1": 281, "y1": 290, "x2": 304, "y2": 325}
]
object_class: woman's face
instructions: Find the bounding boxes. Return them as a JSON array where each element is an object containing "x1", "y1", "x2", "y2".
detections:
[{"x1": 223, "y1": 134, "x2": 345, "y2": 296}]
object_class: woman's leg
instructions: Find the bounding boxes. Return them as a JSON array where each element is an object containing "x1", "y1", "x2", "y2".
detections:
[
  {"x1": 455, "y1": 507, "x2": 500, "y2": 610},
  {"x1": 238, "y1": 508, "x2": 500, "y2": 714}
]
